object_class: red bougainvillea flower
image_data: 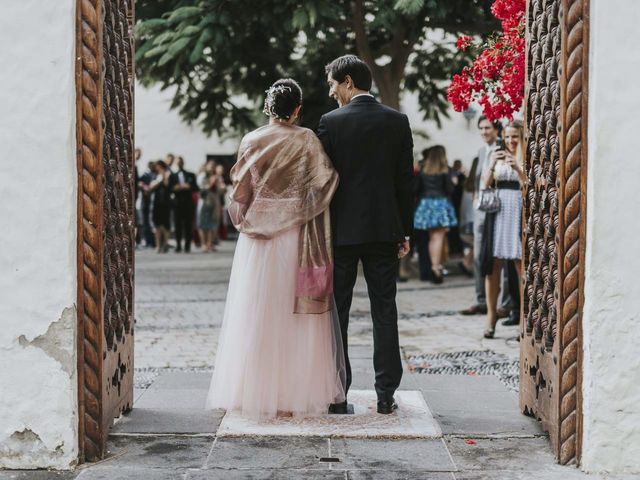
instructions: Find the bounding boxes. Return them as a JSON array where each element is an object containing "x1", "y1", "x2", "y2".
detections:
[
  {"x1": 456, "y1": 35, "x2": 473, "y2": 51},
  {"x1": 447, "y1": 0, "x2": 525, "y2": 121}
]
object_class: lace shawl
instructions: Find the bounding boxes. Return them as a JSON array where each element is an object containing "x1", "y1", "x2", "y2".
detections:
[{"x1": 228, "y1": 123, "x2": 339, "y2": 314}]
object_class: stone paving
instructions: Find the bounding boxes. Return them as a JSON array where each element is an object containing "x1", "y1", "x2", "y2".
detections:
[
  {"x1": 132, "y1": 242, "x2": 520, "y2": 376},
  {"x1": 2, "y1": 241, "x2": 632, "y2": 479}
]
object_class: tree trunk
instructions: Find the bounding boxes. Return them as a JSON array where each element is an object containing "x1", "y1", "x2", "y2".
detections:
[
  {"x1": 351, "y1": 0, "x2": 409, "y2": 112},
  {"x1": 375, "y1": 72, "x2": 402, "y2": 110}
]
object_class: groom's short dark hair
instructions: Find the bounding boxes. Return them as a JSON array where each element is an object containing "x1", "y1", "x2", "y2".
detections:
[{"x1": 325, "y1": 55, "x2": 372, "y2": 91}]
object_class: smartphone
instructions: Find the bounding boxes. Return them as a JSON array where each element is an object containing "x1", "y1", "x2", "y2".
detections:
[{"x1": 495, "y1": 137, "x2": 505, "y2": 152}]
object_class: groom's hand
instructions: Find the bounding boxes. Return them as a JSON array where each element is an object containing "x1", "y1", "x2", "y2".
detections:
[{"x1": 397, "y1": 239, "x2": 410, "y2": 259}]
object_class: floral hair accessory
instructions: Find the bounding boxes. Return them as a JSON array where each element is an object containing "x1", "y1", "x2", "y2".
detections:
[{"x1": 263, "y1": 85, "x2": 293, "y2": 119}]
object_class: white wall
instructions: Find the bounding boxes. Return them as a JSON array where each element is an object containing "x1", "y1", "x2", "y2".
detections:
[
  {"x1": 135, "y1": 83, "x2": 238, "y2": 170},
  {"x1": 135, "y1": 83, "x2": 487, "y2": 172},
  {"x1": 402, "y1": 93, "x2": 487, "y2": 168},
  {"x1": 582, "y1": 0, "x2": 640, "y2": 473},
  {"x1": 0, "y1": 0, "x2": 78, "y2": 469}
]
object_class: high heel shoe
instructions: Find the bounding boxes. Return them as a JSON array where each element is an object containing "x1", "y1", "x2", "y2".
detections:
[
  {"x1": 430, "y1": 266, "x2": 444, "y2": 284},
  {"x1": 483, "y1": 327, "x2": 495, "y2": 339}
]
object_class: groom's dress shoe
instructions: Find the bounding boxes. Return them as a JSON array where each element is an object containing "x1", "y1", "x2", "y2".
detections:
[
  {"x1": 328, "y1": 401, "x2": 348, "y2": 414},
  {"x1": 377, "y1": 398, "x2": 398, "y2": 415}
]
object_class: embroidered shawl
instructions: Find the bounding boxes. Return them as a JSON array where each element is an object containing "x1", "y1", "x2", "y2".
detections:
[{"x1": 227, "y1": 123, "x2": 338, "y2": 314}]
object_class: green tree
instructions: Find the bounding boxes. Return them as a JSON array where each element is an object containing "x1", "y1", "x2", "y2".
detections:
[{"x1": 135, "y1": 0, "x2": 496, "y2": 136}]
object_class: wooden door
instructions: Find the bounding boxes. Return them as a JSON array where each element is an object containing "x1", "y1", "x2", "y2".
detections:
[
  {"x1": 76, "y1": 0, "x2": 136, "y2": 462},
  {"x1": 520, "y1": 0, "x2": 589, "y2": 465}
]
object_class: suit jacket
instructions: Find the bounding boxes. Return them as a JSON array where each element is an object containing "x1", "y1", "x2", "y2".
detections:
[
  {"x1": 169, "y1": 169, "x2": 197, "y2": 205},
  {"x1": 317, "y1": 95, "x2": 414, "y2": 247},
  {"x1": 473, "y1": 144, "x2": 495, "y2": 226},
  {"x1": 475, "y1": 144, "x2": 495, "y2": 193}
]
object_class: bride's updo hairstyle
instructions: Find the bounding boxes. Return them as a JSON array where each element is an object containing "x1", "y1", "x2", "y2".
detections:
[{"x1": 263, "y1": 78, "x2": 302, "y2": 121}]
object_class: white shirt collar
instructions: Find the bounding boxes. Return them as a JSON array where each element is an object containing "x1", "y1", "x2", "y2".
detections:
[{"x1": 351, "y1": 93, "x2": 374, "y2": 100}]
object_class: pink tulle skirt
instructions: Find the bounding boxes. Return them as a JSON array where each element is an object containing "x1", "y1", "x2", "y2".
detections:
[{"x1": 205, "y1": 227, "x2": 345, "y2": 419}]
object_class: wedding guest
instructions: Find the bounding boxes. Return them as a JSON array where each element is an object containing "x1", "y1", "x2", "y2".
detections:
[
  {"x1": 165, "y1": 152, "x2": 176, "y2": 172},
  {"x1": 461, "y1": 116, "x2": 502, "y2": 315},
  {"x1": 398, "y1": 149, "x2": 426, "y2": 282},
  {"x1": 413, "y1": 145, "x2": 457, "y2": 283},
  {"x1": 458, "y1": 156, "x2": 477, "y2": 277},
  {"x1": 149, "y1": 160, "x2": 172, "y2": 253},
  {"x1": 197, "y1": 160, "x2": 222, "y2": 252},
  {"x1": 191, "y1": 173, "x2": 202, "y2": 249},
  {"x1": 170, "y1": 156, "x2": 198, "y2": 253},
  {"x1": 481, "y1": 120, "x2": 526, "y2": 338},
  {"x1": 448, "y1": 159, "x2": 466, "y2": 254},
  {"x1": 215, "y1": 164, "x2": 229, "y2": 241},
  {"x1": 139, "y1": 160, "x2": 157, "y2": 248},
  {"x1": 164, "y1": 152, "x2": 177, "y2": 241},
  {"x1": 134, "y1": 147, "x2": 142, "y2": 246}
]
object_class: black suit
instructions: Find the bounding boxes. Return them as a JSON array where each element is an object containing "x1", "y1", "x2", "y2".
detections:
[
  {"x1": 140, "y1": 169, "x2": 156, "y2": 247},
  {"x1": 169, "y1": 169, "x2": 198, "y2": 251},
  {"x1": 317, "y1": 95, "x2": 414, "y2": 402}
]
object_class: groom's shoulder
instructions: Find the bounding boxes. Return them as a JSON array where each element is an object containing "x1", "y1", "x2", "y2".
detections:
[
  {"x1": 375, "y1": 102, "x2": 408, "y2": 121},
  {"x1": 320, "y1": 106, "x2": 344, "y2": 122},
  {"x1": 320, "y1": 101, "x2": 404, "y2": 120}
]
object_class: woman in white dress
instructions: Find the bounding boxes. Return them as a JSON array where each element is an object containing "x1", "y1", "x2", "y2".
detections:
[
  {"x1": 205, "y1": 79, "x2": 346, "y2": 419},
  {"x1": 480, "y1": 121, "x2": 526, "y2": 338}
]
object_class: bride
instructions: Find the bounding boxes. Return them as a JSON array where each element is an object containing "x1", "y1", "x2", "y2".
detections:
[{"x1": 205, "y1": 79, "x2": 346, "y2": 419}]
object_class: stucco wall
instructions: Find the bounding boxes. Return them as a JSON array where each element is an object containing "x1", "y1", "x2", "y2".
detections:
[
  {"x1": 135, "y1": 83, "x2": 487, "y2": 172},
  {"x1": 135, "y1": 83, "x2": 239, "y2": 170},
  {"x1": 403, "y1": 93, "x2": 487, "y2": 167},
  {"x1": 0, "y1": 0, "x2": 78, "y2": 469},
  {"x1": 582, "y1": 0, "x2": 640, "y2": 473}
]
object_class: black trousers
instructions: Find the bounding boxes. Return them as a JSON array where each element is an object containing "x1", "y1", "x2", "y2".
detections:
[
  {"x1": 334, "y1": 242, "x2": 403, "y2": 401},
  {"x1": 174, "y1": 201, "x2": 194, "y2": 250},
  {"x1": 506, "y1": 259, "x2": 521, "y2": 318},
  {"x1": 414, "y1": 229, "x2": 433, "y2": 280},
  {"x1": 142, "y1": 197, "x2": 155, "y2": 247}
]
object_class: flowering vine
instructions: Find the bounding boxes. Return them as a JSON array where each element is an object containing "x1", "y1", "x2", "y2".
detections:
[{"x1": 447, "y1": 0, "x2": 526, "y2": 121}]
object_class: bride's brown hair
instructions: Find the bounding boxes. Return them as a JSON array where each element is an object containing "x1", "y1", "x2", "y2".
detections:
[{"x1": 263, "y1": 78, "x2": 302, "y2": 120}]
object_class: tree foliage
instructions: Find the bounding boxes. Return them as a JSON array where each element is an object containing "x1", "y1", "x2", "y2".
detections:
[{"x1": 135, "y1": 0, "x2": 497, "y2": 136}]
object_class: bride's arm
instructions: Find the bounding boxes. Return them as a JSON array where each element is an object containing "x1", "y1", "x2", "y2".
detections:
[
  {"x1": 227, "y1": 140, "x2": 253, "y2": 228},
  {"x1": 302, "y1": 131, "x2": 338, "y2": 218},
  {"x1": 316, "y1": 115, "x2": 333, "y2": 163}
]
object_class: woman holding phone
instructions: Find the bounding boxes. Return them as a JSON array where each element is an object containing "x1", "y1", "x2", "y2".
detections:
[{"x1": 481, "y1": 120, "x2": 526, "y2": 338}]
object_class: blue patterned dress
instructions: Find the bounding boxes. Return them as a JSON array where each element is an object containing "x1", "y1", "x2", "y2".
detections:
[{"x1": 413, "y1": 172, "x2": 458, "y2": 230}]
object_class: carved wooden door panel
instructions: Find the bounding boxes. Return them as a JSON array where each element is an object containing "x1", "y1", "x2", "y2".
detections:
[
  {"x1": 76, "y1": 0, "x2": 135, "y2": 462},
  {"x1": 520, "y1": 0, "x2": 588, "y2": 465}
]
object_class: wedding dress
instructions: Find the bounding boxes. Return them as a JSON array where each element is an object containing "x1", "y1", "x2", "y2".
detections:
[{"x1": 205, "y1": 123, "x2": 346, "y2": 419}]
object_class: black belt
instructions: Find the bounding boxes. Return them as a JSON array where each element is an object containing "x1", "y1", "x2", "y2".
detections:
[{"x1": 495, "y1": 181, "x2": 520, "y2": 190}]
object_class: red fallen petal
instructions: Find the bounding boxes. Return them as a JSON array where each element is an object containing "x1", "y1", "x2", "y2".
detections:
[
  {"x1": 465, "y1": 439, "x2": 478, "y2": 445},
  {"x1": 467, "y1": 371, "x2": 477, "y2": 376}
]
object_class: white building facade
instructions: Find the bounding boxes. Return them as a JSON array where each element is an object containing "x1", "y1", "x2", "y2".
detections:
[{"x1": 134, "y1": 83, "x2": 486, "y2": 171}]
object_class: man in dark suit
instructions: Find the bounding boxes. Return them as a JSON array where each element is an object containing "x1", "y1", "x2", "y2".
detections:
[
  {"x1": 317, "y1": 55, "x2": 414, "y2": 415},
  {"x1": 169, "y1": 156, "x2": 198, "y2": 253}
]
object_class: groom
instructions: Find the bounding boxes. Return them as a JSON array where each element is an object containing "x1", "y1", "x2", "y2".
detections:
[{"x1": 317, "y1": 55, "x2": 414, "y2": 414}]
